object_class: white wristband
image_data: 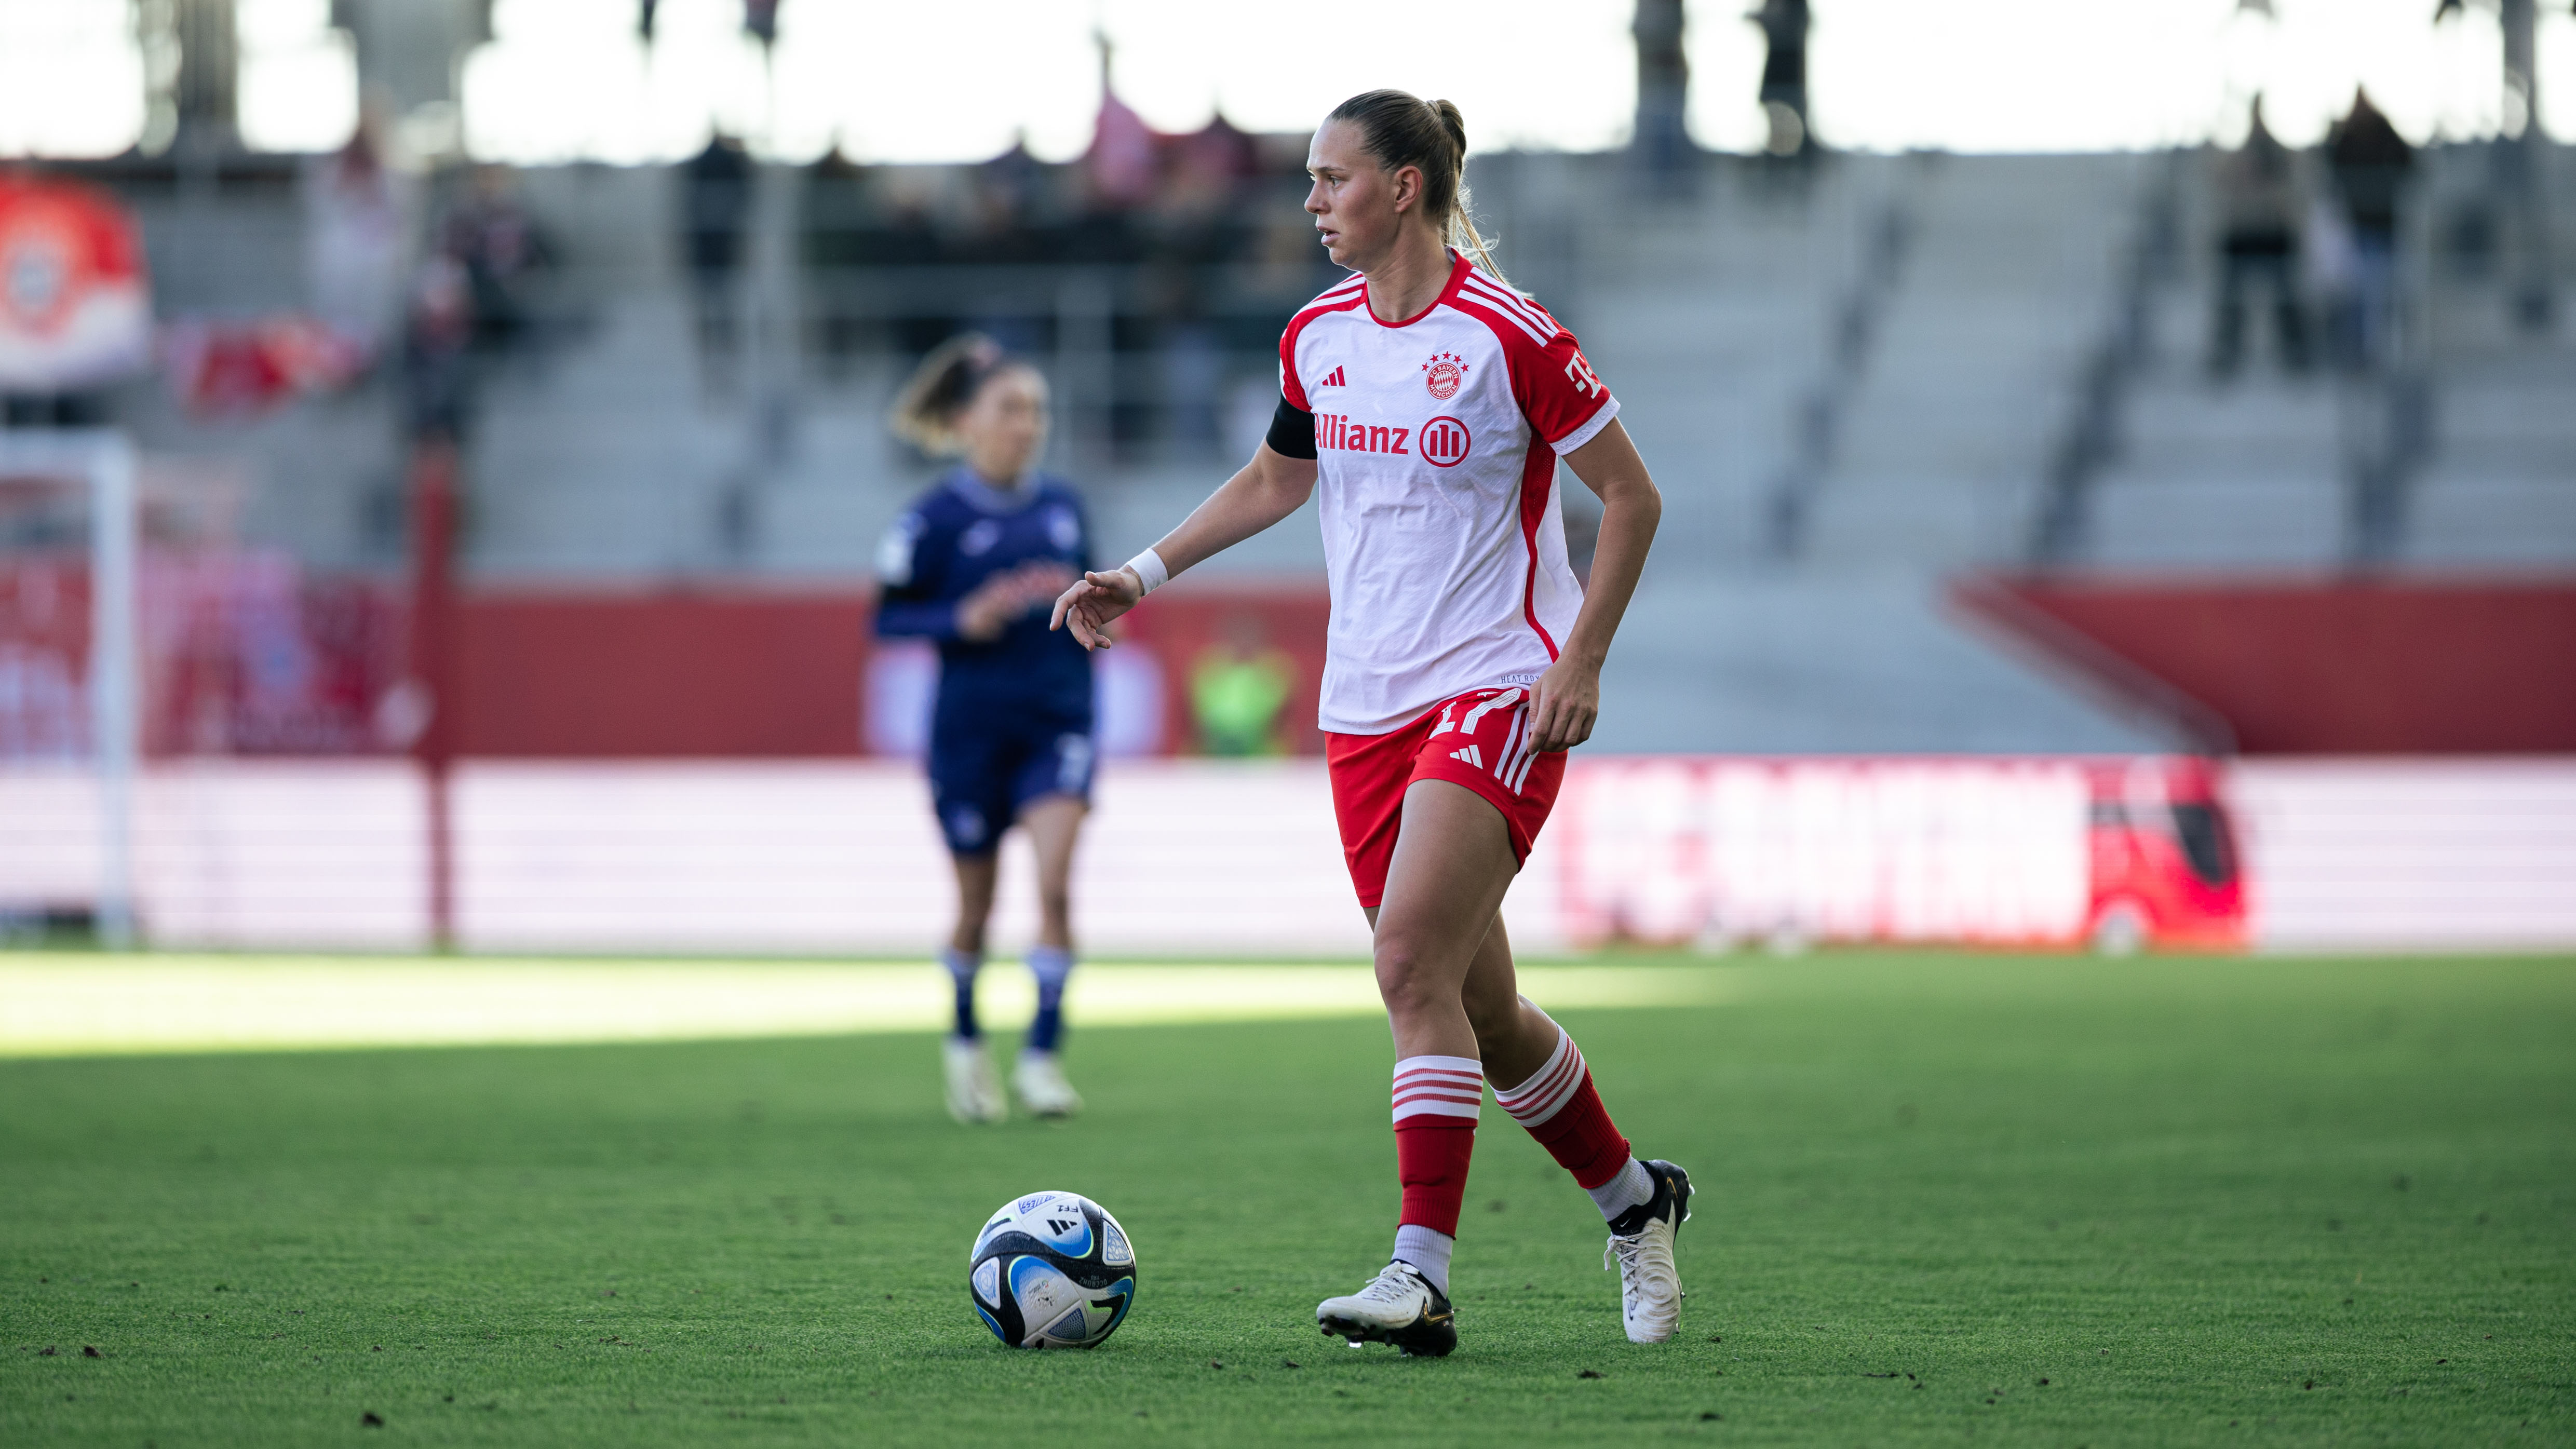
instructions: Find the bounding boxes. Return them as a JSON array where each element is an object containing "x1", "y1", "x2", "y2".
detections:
[{"x1": 1124, "y1": 548, "x2": 1169, "y2": 597}]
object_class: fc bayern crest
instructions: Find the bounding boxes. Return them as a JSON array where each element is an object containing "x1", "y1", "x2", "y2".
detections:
[{"x1": 1422, "y1": 350, "x2": 1468, "y2": 401}]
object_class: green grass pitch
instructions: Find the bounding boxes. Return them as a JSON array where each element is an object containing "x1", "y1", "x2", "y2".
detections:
[{"x1": 4, "y1": 951, "x2": 2571, "y2": 1446}]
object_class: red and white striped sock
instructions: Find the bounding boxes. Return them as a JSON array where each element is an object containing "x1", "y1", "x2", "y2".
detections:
[
  {"x1": 1494, "y1": 1028, "x2": 1645, "y2": 1216},
  {"x1": 1390, "y1": 1055, "x2": 1481, "y2": 1268}
]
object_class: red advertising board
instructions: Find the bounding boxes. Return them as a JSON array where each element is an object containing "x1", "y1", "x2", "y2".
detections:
[{"x1": 1550, "y1": 755, "x2": 2244, "y2": 951}]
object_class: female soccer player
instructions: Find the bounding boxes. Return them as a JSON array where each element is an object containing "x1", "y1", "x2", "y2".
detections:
[
  {"x1": 1053, "y1": 91, "x2": 1687, "y2": 1353},
  {"x1": 878, "y1": 335, "x2": 1093, "y2": 1124}
]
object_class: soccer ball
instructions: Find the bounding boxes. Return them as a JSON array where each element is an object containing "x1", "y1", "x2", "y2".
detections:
[{"x1": 968, "y1": 1190, "x2": 1137, "y2": 1349}]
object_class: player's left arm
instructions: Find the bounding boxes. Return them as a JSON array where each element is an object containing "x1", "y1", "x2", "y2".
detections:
[{"x1": 1530, "y1": 418, "x2": 1661, "y2": 753}]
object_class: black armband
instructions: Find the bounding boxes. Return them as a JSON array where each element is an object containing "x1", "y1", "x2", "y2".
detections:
[{"x1": 1265, "y1": 393, "x2": 1318, "y2": 459}]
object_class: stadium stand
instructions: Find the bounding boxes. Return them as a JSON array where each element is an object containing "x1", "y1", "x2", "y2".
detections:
[
  {"x1": 2085, "y1": 140, "x2": 2576, "y2": 571},
  {"x1": 25, "y1": 135, "x2": 2576, "y2": 760}
]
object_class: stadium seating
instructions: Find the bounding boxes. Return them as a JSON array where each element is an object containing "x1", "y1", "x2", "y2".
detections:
[{"x1": 66, "y1": 143, "x2": 2576, "y2": 754}]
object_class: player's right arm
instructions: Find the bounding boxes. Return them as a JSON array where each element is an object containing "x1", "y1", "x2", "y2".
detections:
[
  {"x1": 872, "y1": 511, "x2": 963, "y2": 639},
  {"x1": 876, "y1": 508, "x2": 1069, "y2": 644},
  {"x1": 1049, "y1": 441, "x2": 1318, "y2": 652}
]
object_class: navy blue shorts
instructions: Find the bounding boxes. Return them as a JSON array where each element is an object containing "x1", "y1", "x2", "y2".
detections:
[{"x1": 928, "y1": 713, "x2": 1095, "y2": 855}]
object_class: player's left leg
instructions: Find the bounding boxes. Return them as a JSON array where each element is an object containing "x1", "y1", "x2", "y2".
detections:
[
  {"x1": 1011, "y1": 792, "x2": 1087, "y2": 1118},
  {"x1": 1462, "y1": 916, "x2": 1691, "y2": 1344}
]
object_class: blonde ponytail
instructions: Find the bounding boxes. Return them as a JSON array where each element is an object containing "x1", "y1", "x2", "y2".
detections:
[
  {"x1": 1327, "y1": 89, "x2": 1510, "y2": 287},
  {"x1": 891, "y1": 333, "x2": 1007, "y2": 456},
  {"x1": 1428, "y1": 98, "x2": 1508, "y2": 285}
]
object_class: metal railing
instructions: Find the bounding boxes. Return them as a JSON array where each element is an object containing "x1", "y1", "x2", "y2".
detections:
[
  {"x1": 1761, "y1": 171, "x2": 1917, "y2": 561},
  {"x1": 794, "y1": 261, "x2": 1330, "y2": 469},
  {"x1": 2026, "y1": 150, "x2": 2184, "y2": 568}
]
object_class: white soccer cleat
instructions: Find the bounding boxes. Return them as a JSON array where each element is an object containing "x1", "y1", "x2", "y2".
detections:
[
  {"x1": 943, "y1": 1036, "x2": 1007, "y2": 1124},
  {"x1": 1012, "y1": 1050, "x2": 1083, "y2": 1118},
  {"x1": 1604, "y1": 1159, "x2": 1692, "y2": 1344},
  {"x1": 1316, "y1": 1260, "x2": 1457, "y2": 1357}
]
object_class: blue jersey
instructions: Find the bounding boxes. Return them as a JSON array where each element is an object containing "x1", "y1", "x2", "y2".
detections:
[{"x1": 874, "y1": 468, "x2": 1096, "y2": 727}]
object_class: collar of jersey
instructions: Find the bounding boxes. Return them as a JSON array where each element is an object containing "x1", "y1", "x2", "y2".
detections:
[
  {"x1": 1359, "y1": 250, "x2": 1472, "y2": 329},
  {"x1": 946, "y1": 467, "x2": 1044, "y2": 516}
]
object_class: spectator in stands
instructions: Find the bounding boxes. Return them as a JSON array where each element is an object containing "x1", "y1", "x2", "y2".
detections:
[
  {"x1": 398, "y1": 165, "x2": 548, "y2": 441},
  {"x1": 801, "y1": 144, "x2": 871, "y2": 371},
  {"x1": 961, "y1": 138, "x2": 1044, "y2": 268},
  {"x1": 440, "y1": 165, "x2": 550, "y2": 355},
  {"x1": 1633, "y1": 0, "x2": 1694, "y2": 191},
  {"x1": 957, "y1": 139, "x2": 1052, "y2": 356},
  {"x1": 1144, "y1": 125, "x2": 1248, "y2": 451},
  {"x1": 1750, "y1": 0, "x2": 1812, "y2": 158},
  {"x1": 2325, "y1": 88, "x2": 2414, "y2": 371},
  {"x1": 871, "y1": 184, "x2": 957, "y2": 358},
  {"x1": 2208, "y1": 97, "x2": 2310, "y2": 379},
  {"x1": 307, "y1": 109, "x2": 404, "y2": 359},
  {"x1": 1085, "y1": 40, "x2": 1159, "y2": 213},
  {"x1": 682, "y1": 133, "x2": 753, "y2": 367},
  {"x1": 401, "y1": 252, "x2": 474, "y2": 441}
]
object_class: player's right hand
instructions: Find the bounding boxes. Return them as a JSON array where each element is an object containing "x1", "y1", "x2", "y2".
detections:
[{"x1": 1049, "y1": 568, "x2": 1144, "y2": 652}]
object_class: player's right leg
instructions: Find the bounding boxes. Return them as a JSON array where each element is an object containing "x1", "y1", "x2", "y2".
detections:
[
  {"x1": 1317, "y1": 779, "x2": 1516, "y2": 1357},
  {"x1": 1462, "y1": 917, "x2": 1690, "y2": 1344},
  {"x1": 929, "y1": 735, "x2": 1009, "y2": 1125},
  {"x1": 938, "y1": 851, "x2": 1007, "y2": 1123}
]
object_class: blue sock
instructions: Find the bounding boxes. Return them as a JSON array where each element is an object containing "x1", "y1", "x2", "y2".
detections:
[
  {"x1": 942, "y1": 948, "x2": 982, "y2": 1040},
  {"x1": 1025, "y1": 945, "x2": 1073, "y2": 1054}
]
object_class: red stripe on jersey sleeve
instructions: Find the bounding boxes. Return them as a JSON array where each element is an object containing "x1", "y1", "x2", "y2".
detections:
[{"x1": 1447, "y1": 293, "x2": 1615, "y2": 451}]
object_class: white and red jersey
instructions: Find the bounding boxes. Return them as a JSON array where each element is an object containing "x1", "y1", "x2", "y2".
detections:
[{"x1": 1280, "y1": 251, "x2": 1619, "y2": 736}]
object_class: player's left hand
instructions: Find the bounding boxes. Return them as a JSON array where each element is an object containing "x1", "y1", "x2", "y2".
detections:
[{"x1": 1527, "y1": 655, "x2": 1601, "y2": 752}]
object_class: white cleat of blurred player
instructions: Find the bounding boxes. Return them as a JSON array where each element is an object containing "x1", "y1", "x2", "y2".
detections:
[
  {"x1": 1011, "y1": 1049, "x2": 1083, "y2": 1118},
  {"x1": 943, "y1": 1037, "x2": 1007, "y2": 1124},
  {"x1": 1603, "y1": 1159, "x2": 1691, "y2": 1343}
]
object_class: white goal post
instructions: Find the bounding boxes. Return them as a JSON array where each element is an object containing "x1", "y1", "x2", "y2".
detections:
[{"x1": 0, "y1": 427, "x2": 137, "y2": 945}]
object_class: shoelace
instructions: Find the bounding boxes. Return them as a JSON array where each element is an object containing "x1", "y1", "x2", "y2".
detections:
[
  {"x1": 1605, "y1": 1234, "x2": 1678, "y2": 1306},
  {"x1": 1354, "y1": 1263, "x2": 1422, "y2": 1305}
]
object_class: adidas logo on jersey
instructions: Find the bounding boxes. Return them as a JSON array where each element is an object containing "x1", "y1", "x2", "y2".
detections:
[
  {"x1": 1317, "y1": 365, "x2": 1346, "y2": 387},
  {"x1": 1450, "y1": 743, "x2": 1484, "y2": 767}
]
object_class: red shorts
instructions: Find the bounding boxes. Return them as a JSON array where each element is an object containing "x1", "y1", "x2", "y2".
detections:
[{"x1": 1326, "y1": 686, "x2": 1567, "y2": 910}]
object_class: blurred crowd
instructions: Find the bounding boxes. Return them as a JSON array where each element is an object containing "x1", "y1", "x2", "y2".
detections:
[
  {"x1": 404, "y1": 146, "x2": 554, "y2": 441},
  {"x1": 2207, "y1": 89, "x2": 2418, "y2": 380},
  {"x1": 786, "y1": 105, "x2": 1332, "y2": 455},
  {"x1": 386, "y1": 96, "x2": 1333, "y2": 454}
]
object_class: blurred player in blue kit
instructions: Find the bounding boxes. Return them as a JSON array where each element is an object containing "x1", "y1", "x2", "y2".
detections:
[{"x1": 876, "y1": 335, "x2": 1094, "y2": 1123}]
